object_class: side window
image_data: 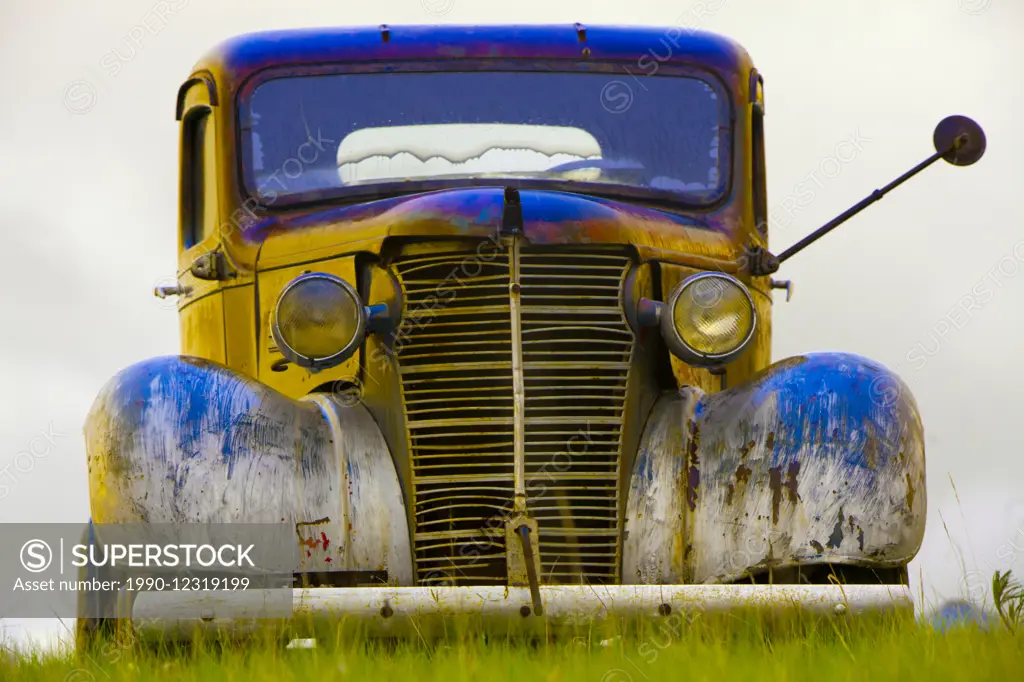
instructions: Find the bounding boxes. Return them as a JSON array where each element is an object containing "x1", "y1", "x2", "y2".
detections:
[
  {"x1": 750, "y1": 73, "x2": 767, "y2": 238},
  {"x1": 182, "y1": 110, "x2": 217, "y2": 250}
]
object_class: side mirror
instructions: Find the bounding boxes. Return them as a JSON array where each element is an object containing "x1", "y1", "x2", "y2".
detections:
[
  {"x1": 933, "y1": 115, "x2": 987, "y2": 167},
  {"x1": 759, "y1": 115, "x2": 986, "y2": 274}
]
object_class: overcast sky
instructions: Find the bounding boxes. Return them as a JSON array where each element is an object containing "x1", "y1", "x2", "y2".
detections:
[{"x1": 1, "y1": 0, "x2": 1021, "y2": 649}]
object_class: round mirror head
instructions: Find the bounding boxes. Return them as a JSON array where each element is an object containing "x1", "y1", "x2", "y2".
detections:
[{"x1": 933, "y1": 115, "x2": 986, "y2": 166}]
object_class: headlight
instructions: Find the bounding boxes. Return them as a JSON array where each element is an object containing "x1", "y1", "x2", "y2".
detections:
[
  {"x1": 272, "y1": 273, "x2": 367, "y2": 370},
  {"x1": 660, "y1": 272, "x2": 756, "y2": 367}
]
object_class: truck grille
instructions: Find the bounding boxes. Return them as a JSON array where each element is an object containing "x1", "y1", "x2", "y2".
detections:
[{"x1": 391, "y1": 242, "x2": 634, "y2": 586}]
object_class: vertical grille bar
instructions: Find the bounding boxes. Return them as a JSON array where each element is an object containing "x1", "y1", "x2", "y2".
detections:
[{"x1": 509, "y1": 237, "x2": 527, "y2": 515}]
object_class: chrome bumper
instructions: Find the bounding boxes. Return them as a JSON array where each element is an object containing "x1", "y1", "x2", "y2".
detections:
[{"x1": 129, "y1": 584, "x2": 913, "y2": 641}]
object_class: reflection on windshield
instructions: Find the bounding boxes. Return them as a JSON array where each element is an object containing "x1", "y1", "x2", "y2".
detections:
[
  {"x1": 335, "y1": 123, "x2": 603, "y2": 184},
  {"x1": 244, "y1": 70, "x2": 728, "y2": 205}
]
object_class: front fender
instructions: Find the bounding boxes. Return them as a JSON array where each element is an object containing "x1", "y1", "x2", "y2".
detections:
[
  {"x1": 623, "y1": 352, "x2": 925, "y2": 584},
  {"x1": 84, "y1": 355, "x2": 413, "y2": 584}
]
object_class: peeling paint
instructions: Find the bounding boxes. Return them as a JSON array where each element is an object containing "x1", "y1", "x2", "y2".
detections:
[
  {"x1": 686, "y1": 466, "x2": 701, "y2": 513},
  {"x1": 827, "y1": 509, "x2": 845, "y2": 550},
  {"x1": 84, "y1": 356, "x2": 414, "y2": 585},
  {"x1": 784, "y1": 460, "x2": 801, "y2": 504},
  {"x1": 768, "y1": 466, "x2": 783, "y2": 525},
  {"x1": 686, "y1": 418, "x2": 701, "y2": 513},
  {"x1": 624, "y1": 352, "x2": 926, "y2": 585}
]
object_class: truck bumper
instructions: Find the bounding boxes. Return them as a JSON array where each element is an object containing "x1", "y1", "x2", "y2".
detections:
[{"x1": 127, "y1": 584, "x2": 913, "y2": 641}]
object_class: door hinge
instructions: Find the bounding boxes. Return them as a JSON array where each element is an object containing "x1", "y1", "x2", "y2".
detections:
[
  {"x1": 744, "y1": 244, "x2": 780, "y2": 277},
  {"x1": 190, "y1": 251, "x2": 232, "y2": 281}
]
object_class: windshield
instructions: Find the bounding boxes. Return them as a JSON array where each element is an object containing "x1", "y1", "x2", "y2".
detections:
[{"x1": 241, "y1": 69, "x2": 730, "y2": 207}]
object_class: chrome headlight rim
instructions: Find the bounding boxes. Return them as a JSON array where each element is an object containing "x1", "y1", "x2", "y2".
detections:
[
  {"x1": 271, "y1": 272, "x2": 368, "y2": 370},
  {"x1": 660, "y1": 271, "x2": 757, "y2": 367}
]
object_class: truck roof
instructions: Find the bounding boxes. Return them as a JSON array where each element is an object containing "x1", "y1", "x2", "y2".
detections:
[{"x1": 194, "y1": 24, "x2": 753, "y2": 87}]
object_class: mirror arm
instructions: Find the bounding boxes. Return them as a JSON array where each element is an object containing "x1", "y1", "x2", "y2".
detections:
[{"x1": 776, "y1": 141, "x2": 960, "y2": 265}]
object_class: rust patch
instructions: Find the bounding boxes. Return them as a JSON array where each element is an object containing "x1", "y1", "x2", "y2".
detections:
[
  {"x1": 296, "y1": 517, "x2": 330, "y2": 531},
  {"x1": 739, "y1": 439, "x2": 756, "y2": 459},
  {"x1": 686, "y1": 465, "x2": 700, "y2": 512},
  {"x1": 864, "y1": 423, "x2": 878, "y2": 470},
  {"x1": 735, "y1": 464, "x2": 751, "y2": 485},
  {"x1": 685, "y1": 419, "x2": 700, "y2": 511},
  {"x1": 686, "y1": 419, "x2": 700, "y2": 466},
  {"x1": 784, "y1": 460, "x2": 801, "y2": 504},
  {"x1": 826, "y1": 508, "x2": 845, "y2": 549},
  {"x1": 766, "y1": 431, "x2": 775, "y2": 450},
  {"x1": 905, "y1": 473, "x2": 916, "y2": 511},
  {"x1": 857, "y1": 526, "x2": 865, "y2": 551},
  {"x1": 768, "y1": 466, "x2": 783, "y2": 524},
  {"x1": 296, "y1": 517, "x2": 331, "y2": 549},
  {"x1": 810, "y1": 540, "x2": 824, "y2": 553},
  {"x1": 725, "y1": 483, "x2": 735, "y2": 506}
]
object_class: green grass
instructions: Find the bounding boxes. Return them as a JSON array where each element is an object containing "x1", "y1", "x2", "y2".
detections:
[{"x1": 2, "y1": 609, "x2": 1021, "y2": 682}]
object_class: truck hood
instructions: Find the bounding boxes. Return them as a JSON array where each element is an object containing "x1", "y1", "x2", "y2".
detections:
[{"x1": 249, "y1": 187, "x2": 744, "y2": 272}]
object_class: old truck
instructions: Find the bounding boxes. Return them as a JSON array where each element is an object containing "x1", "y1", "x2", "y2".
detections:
[{"x1": 81, "y1": 24, "x2": 985, "y2": 642}]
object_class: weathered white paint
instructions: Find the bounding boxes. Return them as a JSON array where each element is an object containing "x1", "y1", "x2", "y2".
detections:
[
  {"x1": 306, "y1": 394, "x2": 413, "y2": 584},
  {"x1": 85, "y1": 357, "x2": 414, "y2": 584},
  {"x1": 621, "y1": 388, "x2": 697, "y2": 585},
  {"x1": 130, "y1": 583, "x2": 913, "y2": 641},
  {"x1": 622, "y1": 355, "x2": 926, "y2": 585}
]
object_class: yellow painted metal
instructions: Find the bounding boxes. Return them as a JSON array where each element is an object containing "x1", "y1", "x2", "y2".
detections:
[
  {"x1": 179, "y1": 292, "x2": 226, "y2": 363},
  {"x1": 255, "y1": 257, "x2": 362, "y2": 394},
  {"x1": 222, "y1": 284, "x2": 258, "y2": 379},
  {"x1": 726, "y1": 280, "x2": 774, "y2": 389},
  {"x1": 176, "y1": 80, "x2": 224, "y2": 359}
]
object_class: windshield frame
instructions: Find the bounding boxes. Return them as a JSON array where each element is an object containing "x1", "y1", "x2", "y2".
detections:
[{"x1": 234, "y1": 59, "x2": 736, "y2": 213}]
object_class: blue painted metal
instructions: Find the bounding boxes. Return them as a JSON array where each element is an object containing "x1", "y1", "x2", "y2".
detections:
[
  {"x1": 203, "y1": 25, "x2": 750, "y2": 85},
  {"x1": 247, "y1": 186, "x2": 720, "y2": 236},
  {"x1": 84, "y1": 356, "x2": 413, "y2": 582},
  {"x1": 623, "y1": 352, "x2": 925, "y2": 584}
]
